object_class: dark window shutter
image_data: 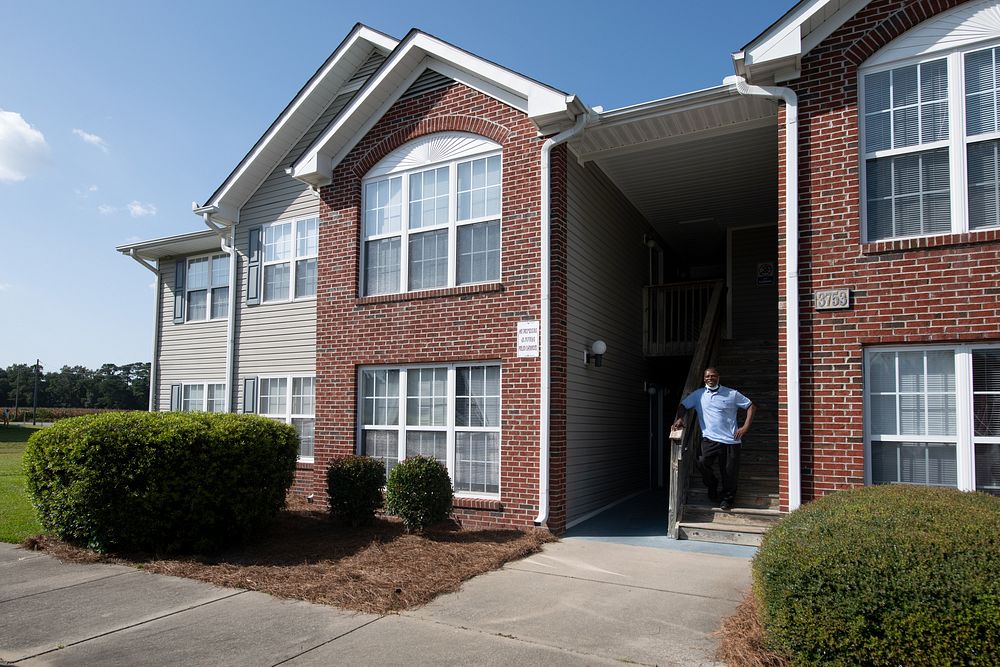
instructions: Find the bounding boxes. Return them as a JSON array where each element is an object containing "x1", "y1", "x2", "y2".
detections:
[
  {"x1": 243, "y1": 377, "x2": 258, "y2": 413},
  {"x1": 173, "y1": 260, "x2": 186, "y2": 323},
  {"x1": 246, "y1": 228, "x2": 262, "y2": 306},
  {"x1": 170, "y1": 384, "x2": 182, "y2": 411}
]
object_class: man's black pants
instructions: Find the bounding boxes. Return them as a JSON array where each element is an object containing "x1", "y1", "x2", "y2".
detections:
[{"x1": 697, "y1": 438, "x2": 740, "y2": 503}]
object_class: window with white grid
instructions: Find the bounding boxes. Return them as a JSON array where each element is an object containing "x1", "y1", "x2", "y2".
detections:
[
  {"x1": 865, "y1": 345, "x2": 1000, "y2": 495},
  {"x1": 180, "y1": 383, "x2": 226, "y2": 412},
  {"x1": 186, "y1": 253, "x2": 229, "y2": 322},
  {"x1": 359, "y1": 363, "x2": 501, "y2": 497},
  {"x1": 258, "y1": 375, "x2": 315, "y2": 461},
  {"x1": 262, "y1": 217, "x2": 318, "y2": 302},
  {"x1": 361, "y1": 134, "x2": 501, "y2": 296},
  {"x1": 861, "y1": 39, "x2": 1000, "y2": 241}
]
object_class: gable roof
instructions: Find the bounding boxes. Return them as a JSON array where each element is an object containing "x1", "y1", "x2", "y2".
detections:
[
  {"x1": 194, "y1": 24, "x2": 398, "y2": 224},
  {"x1": 290, "y1": 29, "x2": 586, "y2": 188},
  {"x1": 733, "y1": 0, "x2": 870, "y2": 83}
]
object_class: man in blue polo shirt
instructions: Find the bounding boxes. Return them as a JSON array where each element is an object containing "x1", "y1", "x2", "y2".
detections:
[{"x1": 672, "y1": 367, "x2": 755, "y2": 511}]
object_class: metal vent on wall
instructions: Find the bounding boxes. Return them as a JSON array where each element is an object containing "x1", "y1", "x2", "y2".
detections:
[{"x1": 400, "y1": 69, "x2": 454, "y2": 100}]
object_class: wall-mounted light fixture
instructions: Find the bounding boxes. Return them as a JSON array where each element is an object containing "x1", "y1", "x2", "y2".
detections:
[{"x1": 584, "y1": 340, "x2": 607, "y2": 367}]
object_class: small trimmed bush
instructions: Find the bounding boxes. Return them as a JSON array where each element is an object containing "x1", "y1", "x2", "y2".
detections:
[
  {"x1": 753, "y1": 485, "x2": 1000, "y2": 666},
  {"x1": 23, "y1": 412, "x2": 299, "y2": 553},
  {"x1": 385, "y1": 456, "x2": 453, "y2": 532},
  {"x1": 326, "y1": 455, "x2": 385, "y2": 527}
]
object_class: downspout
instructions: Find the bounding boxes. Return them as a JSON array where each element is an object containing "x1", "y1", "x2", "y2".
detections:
[
  {"x1": 725, "y1": 75, "x2": 801, "y2": 511},
  {"x1": 127, "y1": 250, "x2": 160, "y2": 411},
  {"x1": 202, "y1": 211, "x2": 238, "y2": 413},
  {"x1": 534, "y1": 109, "x2": 590, "y2": 527}
]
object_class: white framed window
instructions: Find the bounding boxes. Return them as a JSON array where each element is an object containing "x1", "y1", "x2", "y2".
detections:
[
  {"x1": 262, "y1": 216, "x2": 318, "y2": 302},
  {"x1": 259, "y1": 375, "x2": 315, "y2": 461},
  {"x1": 361, "y1": 133, "x2": 502, "y2": 296},
  {"x1": 180, "y1": 382, "x2": 226, "y2": 412},
  {"x1": 861, "y1": 36, "x2": 1000, "y2": 241},
  {"x1": 358, "y1": 362, "x2": 501, "y2": 497},
  {"x1": 186, "y1": 253, "x2": 229, "y2": 321},
  {"x1": 864, "y1": 344, "x2": 1000, "y2": 495}
]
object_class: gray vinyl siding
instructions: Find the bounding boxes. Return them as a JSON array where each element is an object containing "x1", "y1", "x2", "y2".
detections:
[
  {"x1": 156, "y1": 257, "x2": 228, "y2": 411},
  {"x1": 730, "y1": 226, "x2": 778, "y2": 340},
  {"x1": 565, "y1": 159, "x2": 651, "y2": 523}
]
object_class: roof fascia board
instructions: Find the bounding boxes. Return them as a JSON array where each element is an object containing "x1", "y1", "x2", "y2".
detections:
[
  {"x1": 292, "y1": 30, "x2": 574, "y2": 185},
  {"x1": 201, "y1": 25, "x2": 398, "y2": 213},
  {"x1": 801, "y1": 0, "x2": 870, "y2": 54},
  {"x1": 116, "y1": 230, "x2": 220, "y2": 257},
  {"x1": 594, "y1": 85, "x2": 739, "y2": 128}
]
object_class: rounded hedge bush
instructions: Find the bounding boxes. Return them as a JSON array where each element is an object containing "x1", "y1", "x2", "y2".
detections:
[
  {"x1": 384, "y1": 456, "x2": 453, "y2": 532},
  {"x1": 326, "y1": 455, "x2": 385, "y2": 527},
  {"x1": 753, "y1": 485, "x2": 1000, "y2": 666},
  {"x1": 23, "y1": 411, "x2": 299, "y2": 554}
]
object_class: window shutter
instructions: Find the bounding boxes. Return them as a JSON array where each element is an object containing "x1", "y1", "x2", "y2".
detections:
[
  {"x1": 246, "y1": 228, "x2": 262, "y2": 306},
  {"x1": 170, "y1": 384, "x2": 182, "y2": 411},
  {"x1": 173, "y1": 260, "x2": 186, "y2": 324},
  {"x1": 243, "y1": 377, "x2": 258, "y2": 413}
]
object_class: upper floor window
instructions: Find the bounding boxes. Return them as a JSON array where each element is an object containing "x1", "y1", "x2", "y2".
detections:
[
  {"x1": 861, "y1": 10, "x2": 1000, "y2": 242},
  {"x1": 184, "y1": 253, "x2": 229, "y2": 322},
  {"x1": 361, "y1": 133, "x2": 502, "y2": 296},
  {"x1": 262, "y1": 217, "x2": 318, "y2": 302}
]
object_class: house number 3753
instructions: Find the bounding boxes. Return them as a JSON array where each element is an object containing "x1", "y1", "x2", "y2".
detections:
[{"x1": 815, "y1": 289, "x2": 851, "y2": 311}]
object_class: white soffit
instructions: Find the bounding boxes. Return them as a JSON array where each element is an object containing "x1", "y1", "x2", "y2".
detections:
[
  {"x1": 572, "y1": 85, "x2": 777, "y2": 161},
  {"x1": 736, "y1": 0, "x2": 869, "y2": 82},
  {"x1": 199, "y1": 25, "x2": 399, "y2": 221},
  {"x1": 116, "y1": 230, "x2": 221, "y2": 260},
  {"x1": 291, "y1": 30, "x2": 580, "y2": 187}
]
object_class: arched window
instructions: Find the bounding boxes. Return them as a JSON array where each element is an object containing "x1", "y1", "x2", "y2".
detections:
[
  {"x1": 361, "y1": 132, "x2": 502, "y2": 296},
  {"x1": 860, "y1": 0, "x2": 1000, "y2": 241}
]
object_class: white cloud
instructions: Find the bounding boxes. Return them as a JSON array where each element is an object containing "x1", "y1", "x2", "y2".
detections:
[
  {"x1": 0, "y1": 109, "x2": 48, "y2": 183},
  {"x1": 97, "y1": 204, "x2": 118, "y2": 215},
  {"x1": 127, "y1": 201, "x2": 157, "y2": 218},
  {"x1": 75, "y1": 184, "x2": 99, "y2": 197},
  {"x1": 0, "y1": 283, "x2": 10, "y2": 291},
  {"x1": 72, "y1": 128, "x2": 109, "y2": 153}
]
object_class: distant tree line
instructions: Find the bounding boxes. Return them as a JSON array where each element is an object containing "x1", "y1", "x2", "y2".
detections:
[{"x1": 0, "y1": 362, "x2": 150, "y2": 411}]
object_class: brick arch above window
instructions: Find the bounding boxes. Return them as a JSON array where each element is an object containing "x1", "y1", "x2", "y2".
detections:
[
  {"x1": 353, "y1": 116, "x2": 512, "y2": 179},
  {"x1": 843, "y1": 0, "x2": 970, "y2": 67}
]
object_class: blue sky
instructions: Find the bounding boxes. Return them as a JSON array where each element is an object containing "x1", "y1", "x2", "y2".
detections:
[{"x1": 0, "y1": 0, "x2": 792, "y2": 370}]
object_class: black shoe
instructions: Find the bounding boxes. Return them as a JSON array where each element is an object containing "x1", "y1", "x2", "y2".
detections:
[{"x1": 720, "y1": 499, "x2": 734, "y2": 511}]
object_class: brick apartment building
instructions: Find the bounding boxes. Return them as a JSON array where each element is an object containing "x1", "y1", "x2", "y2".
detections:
[{"x1": 120, "y1": 0, "x2": 1000, "y2": 540}]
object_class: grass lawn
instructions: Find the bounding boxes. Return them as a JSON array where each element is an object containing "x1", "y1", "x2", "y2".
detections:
[{"x1": 0, "y1": 424, "x2": 43, "y2": 543}]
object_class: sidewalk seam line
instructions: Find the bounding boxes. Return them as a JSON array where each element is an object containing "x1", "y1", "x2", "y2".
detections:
[
  {"x1": 269, "y1": 615, "x2": 386, "y2": 666},
  {"x1": 11, "y1": 589, "x2": 247, "y2": 662},
  {"x1": 0, "y1": 570, "x2": 134, "y2": 605},
  {"x1": 504, "y1": 566, "x2": 744, "y2": 602},
  {"x1": 397, "y1": 613, "x2": 658, "y2": 666}
]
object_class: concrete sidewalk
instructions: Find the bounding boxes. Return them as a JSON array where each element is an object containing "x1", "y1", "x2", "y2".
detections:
[{"x1": 0, "y1": 538, "x2": 750, "y2": 666}]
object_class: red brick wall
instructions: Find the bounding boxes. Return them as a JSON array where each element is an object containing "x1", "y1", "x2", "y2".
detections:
[
  {"x1": 781, "y1": 0, "x2": 999, "y2": 506},
  {"x1": 298, "y1": 81, "x2": 561, "y2": 530}
]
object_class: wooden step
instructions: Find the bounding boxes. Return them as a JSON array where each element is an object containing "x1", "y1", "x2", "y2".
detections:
[
  {"x1": 677, "y1": 506, "x2": 783, "y2": 546},
  {"x1": 677, "y1": 521, "x2": 768, "y2": 547}
]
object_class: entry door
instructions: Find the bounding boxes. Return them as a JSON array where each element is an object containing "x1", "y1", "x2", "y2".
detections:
[{"x1": 727, "y1": 225, "x2": 778, "y2": 340}]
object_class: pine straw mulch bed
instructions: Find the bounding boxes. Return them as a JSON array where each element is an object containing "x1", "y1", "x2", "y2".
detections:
[
  {"x1": 715, "y1": 591, "x2": 789, "y2": 667},
  {"x1": 22, "y1": 499, "x2": 551, "y2": 615}
]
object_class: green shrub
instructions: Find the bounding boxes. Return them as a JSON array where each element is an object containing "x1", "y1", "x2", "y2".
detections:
[
  {"x1": 23, "y1": 412, "x2": 298, "y2": 553},
  {"x1": 753, "y1": 485, "x2": 1000, "y2": 666},
  {"x1": 326, "y1": 455, "x2": 385, "y2": 527},
  {"x1": 384, "y1": 456, "x2": 453, "y2": 532}
]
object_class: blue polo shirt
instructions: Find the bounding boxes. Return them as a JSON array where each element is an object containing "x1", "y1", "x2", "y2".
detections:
[{"x1": 681, "y1": 385, "x2": 752, "y2": 444}]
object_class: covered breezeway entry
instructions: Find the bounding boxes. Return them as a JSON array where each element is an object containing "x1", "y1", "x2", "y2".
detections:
[{"x1": 562, "y1": 84, "x2": 782, "y2": 545}]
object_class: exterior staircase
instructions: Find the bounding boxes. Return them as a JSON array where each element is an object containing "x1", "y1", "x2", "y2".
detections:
[{"x1": 676, "y1": 339, "x2": 782, "y2": 546}]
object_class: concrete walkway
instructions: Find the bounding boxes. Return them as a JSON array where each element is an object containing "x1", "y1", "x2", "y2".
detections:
[{"x1": 0, "y1": 538, "x2": 751, "y2": 666}]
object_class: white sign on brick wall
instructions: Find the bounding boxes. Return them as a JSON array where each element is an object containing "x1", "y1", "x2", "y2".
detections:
[{"x1": 517, "y1": 320, "x2": 540, "y2": 357}]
